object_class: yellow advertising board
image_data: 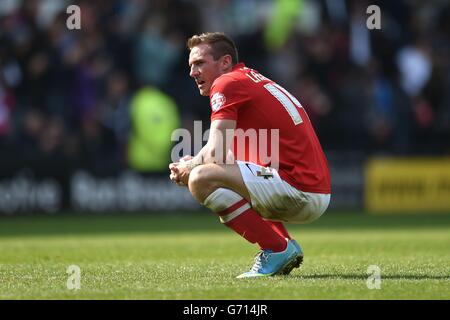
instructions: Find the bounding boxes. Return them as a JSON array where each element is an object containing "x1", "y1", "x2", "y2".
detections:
[{"x1": 365, "y1": 158, "x2": 450, "y2": 213}]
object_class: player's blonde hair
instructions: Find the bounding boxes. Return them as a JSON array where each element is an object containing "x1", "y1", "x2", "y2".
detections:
[{"x1": 187, "y1": 32, "x2": 238, "y2": 65}]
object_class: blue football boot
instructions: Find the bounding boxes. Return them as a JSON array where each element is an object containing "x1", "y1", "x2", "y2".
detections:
[
  {"x1": 236, "y1": 240, "x2": 299, "y2": 278},
  {"x1": 279, "y1": 239, "x2": 304, "y2": 275}
]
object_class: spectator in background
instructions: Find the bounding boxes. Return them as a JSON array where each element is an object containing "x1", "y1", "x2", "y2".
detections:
[
  {"x1": 0, "y1": 79, "x2": 15, "y2": 143},
  {"x1": 0, "y1": 0, "x2": 449, "y2": 173},
  {"x1": 78, "y1": 111, "x2": 119, "y2": 173},
  {"x1": 98, "y1": 70, "x2": 132, "y2": 165},
  {"x1": 134, "y1": 13, "x2": 182, "y2": 88},
  {"x1": 128, "y1": 86, "x2": 180, "y2": 172}
]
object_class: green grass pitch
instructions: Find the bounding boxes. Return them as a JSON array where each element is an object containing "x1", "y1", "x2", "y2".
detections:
[{"x1": 0, "y1": 212, "x2": 449, "y2": 299}]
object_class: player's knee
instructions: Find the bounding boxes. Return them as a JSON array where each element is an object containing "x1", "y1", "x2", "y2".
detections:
[
  {"x1": 188, "y1": 165, "x2": 219, "y2": 202},
  {"x1": 189, "y1": 165, "x2": 205, "y2": 188},
  {"x1": 189, "y1": 165, "x2": 210, "y2": 191}
]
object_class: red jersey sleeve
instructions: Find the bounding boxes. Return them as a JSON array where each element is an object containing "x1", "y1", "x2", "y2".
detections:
[{"x1": 210, "y1": 75, "x2": 250, "y2": 121}]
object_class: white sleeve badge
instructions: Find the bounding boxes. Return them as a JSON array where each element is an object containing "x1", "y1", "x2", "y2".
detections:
[{"x1": 211, "y1": 92, "x2": 226, "y2": 111}]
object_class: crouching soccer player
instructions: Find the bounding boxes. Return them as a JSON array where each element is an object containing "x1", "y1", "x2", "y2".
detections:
[{"x1": 169, "y1": 32, "x2": 331, "y2": 278}]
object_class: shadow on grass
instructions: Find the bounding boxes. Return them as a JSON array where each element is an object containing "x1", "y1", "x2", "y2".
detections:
[{"x1": 291, "y1": 274, "x2": 450, "y2": 281}]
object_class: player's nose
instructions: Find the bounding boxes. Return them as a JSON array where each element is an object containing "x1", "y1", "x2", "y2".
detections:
[{"x1": 190, "y1": 66, "x2": 199, "y2": 78}]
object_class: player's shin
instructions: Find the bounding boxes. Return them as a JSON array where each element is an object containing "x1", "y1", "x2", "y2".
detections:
[
  {"x1": 203, "y1": 188, "x2": 287, "y2": 252},
  {"x1": 264, "y1": 220, "x2": 291, "y2": 240}
]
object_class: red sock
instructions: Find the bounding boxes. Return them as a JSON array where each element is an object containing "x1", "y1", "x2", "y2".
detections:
[
  {"x1": 218, "y1": 200, "x2": 287, "y2": 252},
  {"x1": 265, "y1": 220, "x2": 291, "y2": 240}
]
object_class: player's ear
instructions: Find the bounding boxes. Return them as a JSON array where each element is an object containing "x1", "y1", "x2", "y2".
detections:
[{"x1": 221, "y1": 54, "x2": 232, "y2": 71}]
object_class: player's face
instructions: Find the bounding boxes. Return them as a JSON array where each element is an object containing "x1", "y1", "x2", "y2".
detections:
[{"x1": 189, "y1": 44, "x2": 223, "y2": 96}]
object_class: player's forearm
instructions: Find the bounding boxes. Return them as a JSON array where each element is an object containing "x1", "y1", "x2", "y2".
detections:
[
  {"x1": 185, "y1": 120, "x2": 235, "y2": 169},
  {"x1": 191, "y1": 142, "x2": 225, "y2": 165},
  {"x1": 186, "y1": 145, "x2": 207, "y2": 169},
  {"x1": 184, "y1": 141, "x2": 229, "y2": 172}
]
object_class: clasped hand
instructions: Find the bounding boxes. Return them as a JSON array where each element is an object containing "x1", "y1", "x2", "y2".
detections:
[{"x1": 169, "y1": 155, "x2": 193, "y2": 187}]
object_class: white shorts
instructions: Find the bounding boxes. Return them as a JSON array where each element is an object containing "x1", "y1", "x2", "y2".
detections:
[{"x1": 237, "y1": 161, "x2": 330, "y2": 224}]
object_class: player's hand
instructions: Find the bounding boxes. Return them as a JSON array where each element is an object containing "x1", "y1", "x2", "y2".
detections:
[
  {"x1": 169, "y1": 162, "x2": 182, "y2": 186},
  {"x1": 173, "y1": 161, "x2": 190, "y2": 186},
  {"x1": 169, "y1": 162, "x2": 190, "y2": 187},
  {"x1": 170, "y1": 155, "x2": 194, "y2": 186}
]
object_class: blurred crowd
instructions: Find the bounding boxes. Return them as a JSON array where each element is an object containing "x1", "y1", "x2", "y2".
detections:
[{"x1": 0, "y1": 0, "x2": 449, "y2": 173}]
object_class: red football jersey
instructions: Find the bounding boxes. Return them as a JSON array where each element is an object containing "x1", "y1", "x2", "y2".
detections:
[{"x1": 210, "y1": 63, "x2": 331, "y2": 194}]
